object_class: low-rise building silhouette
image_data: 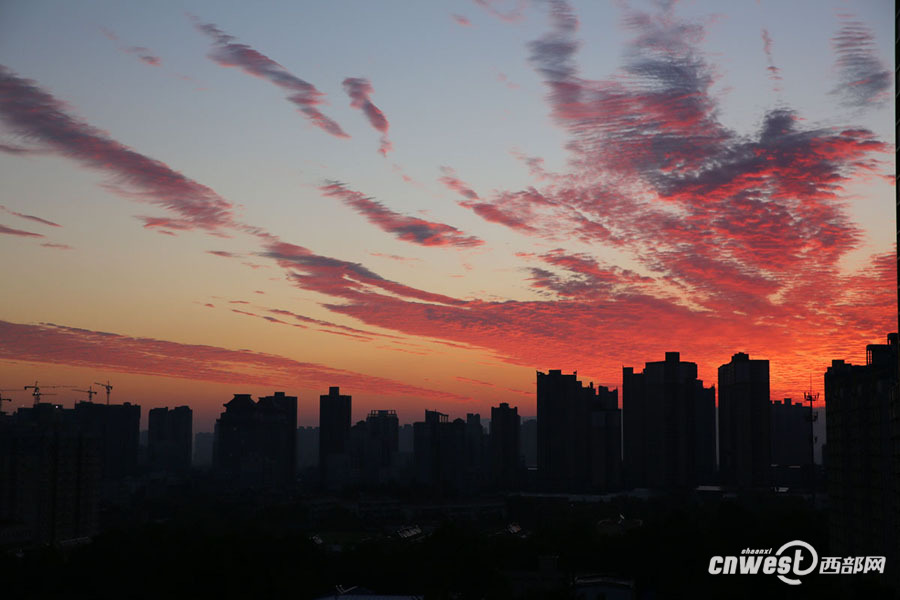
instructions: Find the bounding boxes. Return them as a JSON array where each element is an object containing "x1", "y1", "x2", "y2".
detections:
[
  {"x1": 193, "y1": 431, "x2": 214, "y2": 468},
  {"x1": 623, "y1": 352, "x2": 715, "y2": 490},
  {"x1": 296, "y1": 426, "x2": 319, "y2": 470},
  {"x1": 148, "y1": 405, "x2": 192, "y2": 475}
]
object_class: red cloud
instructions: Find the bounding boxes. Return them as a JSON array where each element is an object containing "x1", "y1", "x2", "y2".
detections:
[
  {"x1": 320, "y1": 180, "x2": 483, "y2": 248},
  {"x1": 0, "y1": 319, "x2": 467, "y2": 404},
  {"x1": 246, "y1": 1, "x2": 893, "y2": 403}
]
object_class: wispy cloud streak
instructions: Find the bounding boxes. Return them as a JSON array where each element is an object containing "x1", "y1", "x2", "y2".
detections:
[
  {"x1": 193, "y1": 19, "x2": 348, "y2": 138},
  {"x1": 0, "y1": 205, "x2": 61, "y2": 227},
  {"x1": 831, "y1": 16, "x2": 891, "y2": 108},
  {"x1": 100, "y1": 27, "x2": 162, "y2": 66},
  {"x1": 0, "y1": 320, "x2": 467, "y2": 403},
  {"x1": 321, "y1": 180, "x2": 483, "y2": 248},
  {"x1": 0, "y1": 66, "x2": 235, "y2": 232},
  {"x1": 343, "y1": 77, "x2": 392, "y2": 155},
  {"x1": 0, "y1": 224, "x2": 43, "y2": 238}
]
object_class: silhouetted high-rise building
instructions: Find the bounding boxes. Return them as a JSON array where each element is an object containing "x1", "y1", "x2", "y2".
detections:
[
  {"x1": 0, "y1": 404, "x2": 99, "y2": 544},
  {"x1": 72, "y1": 401, "x2": 140, "y2": 480},
  {"x1": 520, "y1": 418, "x2": 537, "y2": 469},
  {"x1": 296, "y1": 426, "x2": 319, "y2": 470},
  {"x1": 589, "y1": 387, "x2": 622, "y2": 492},
  {"x1": 148, "y1": 406, "x2": 192, "y2": 474},
  {"x1": 537, "y1": 370, "x2": 621, "y2": 492},
  {"x1": 213, "y1": 391, "x2": 297, "y2": 488},
  {"x1": 770, "y1": 397, "x2": 812, "y2": 488},
  {"x1": 414, "y1": 410, "x2": 446, "y2": 488},
  {"x1": 367, "y1": 410, "x2": 399, "y2": 469},
  {"x1": 348, "y1": 409, "x2": 399, "y2": 485},
  {"x1": 193, "y1": 431, "x2": 215, "y2": 468},
  {"x1": 465, "y1": 413, "x2": 487, "y2": 491},
  {"x1": 718, "y1": 353, "x2": 770, "y2": 489},
  {"x1": 319, "y1": 386, "x2": 351, "y2": 489},
  {"x1": 826, "y1": 334, "x2": 897, "y2": 572},
  {"x1": 413, "y1": 410, "x2": 468, "y2": 494},
  {"x1": 623, "y1": 352, "x2": 716, "y2": 490},
  {"x1": 491, "y1": 403, "x2": 520, "y2": 490}
]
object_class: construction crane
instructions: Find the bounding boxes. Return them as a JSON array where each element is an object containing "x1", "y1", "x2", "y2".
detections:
[
  {"x1": 24, "y1": 381, "x2": 63, "y2": 406},
  {"x1": 73, "y1": 386, "x2": 98, "y2": 403},
  {"x1": 94, "y1": 380, "x2": 113, "y2": 405},
  {"x1": 0, "y1": 390, "x2": 15, "y2": 415}
]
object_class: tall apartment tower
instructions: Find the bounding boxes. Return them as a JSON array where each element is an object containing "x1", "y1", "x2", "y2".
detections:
[
  {"x1": 537, "y1": 370, "x2": 621, "y2": 492},
  {"x1": 718, "y1": 353, "x2": 770, "y2": 489},
  {"x1": 213, "y1": 392, "x2": 297, "y2": 488},
  {"x1": 490, "y1": 402, "x2": 520, "y2": 490},
  {"x1": 623, "y1": 352, "x2": 716, "y2": 490},
  {"x1": 348, "y1": 409, "x2": 399, "y2": 485},
  {"x1": 72, "y1": 401, "x2": 140, "y2": 480},
  {"x1": 826, "y1": 334, "x2": 897, "y2": 575},
  {"x1": 319, "y1": 386, "x2": 351, "y2": 489},
  {"x1": 148, "y1": 405, "x2": 193, "y2": 474},
  {"x1": 0, "y1": 404, "x2": 100, "y2": 545}
]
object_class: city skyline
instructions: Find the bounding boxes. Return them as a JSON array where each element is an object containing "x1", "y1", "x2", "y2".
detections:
[{"x1": 0, "y1": 1, "x2": 894, "y2": 431}]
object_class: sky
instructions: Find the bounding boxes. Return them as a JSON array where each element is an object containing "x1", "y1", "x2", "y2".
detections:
[{"x1": 0, "y1": 0, "x2": 894, "y2": 431}]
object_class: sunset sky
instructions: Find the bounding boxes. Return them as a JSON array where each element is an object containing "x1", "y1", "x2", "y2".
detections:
[{"x1": 0, "y1": 0, "x2": 894, "y2": 431}]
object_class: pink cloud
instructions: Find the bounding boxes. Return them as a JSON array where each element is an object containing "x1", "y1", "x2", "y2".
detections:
[
  {"x1": 0, "y1": 224, "x2": 43, "y2": 238},
  {"x1": 473, "y1": 0, "x2": 526, "y2": 23},
  {"x1": 100, "y1": 27, "x2": 162, "y2": 66},
  {"x1": 0, "y1": 205, "x2": 61, "y2": 227},
  {"x1": 0, "y1": 319, "x2": 468, "y2": 403},
  {"x1": 761, "y1": 29, "x2": 782, "y2": 91},
  {"x1": 0, "y1": 67, "x2": 236, "y2": 232},
  {"x1": 342, "y1": 77, "x2": 393, "y2": 155},
  {"x1": 193, "y1": 19, "x2": 348, "y2": 138},
  {"x1": 321, "y1": 180, "x2": 483, "y2": 248}
]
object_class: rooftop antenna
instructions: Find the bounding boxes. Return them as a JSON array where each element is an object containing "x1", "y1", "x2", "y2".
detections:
[
  {"x1": 73, "y1": 385, "x2": 98, "y2": 403},
  {"x1": 803, "y1": 375, "x2": 819, "y2": 503},
  {"x1": 94, "y1": 380, "x2": 113, "y2": 405}
]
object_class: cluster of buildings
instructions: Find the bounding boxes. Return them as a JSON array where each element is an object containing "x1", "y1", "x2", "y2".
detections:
[
  {"x1": 538, "y1": 351, "x2": 814, "y2": 493},
  {"x1": 0, "y1": 334, "x2": 896, "y2": 573},
  {"x1": 0, "y1": 401, "x2": 189, "y2": 545}
]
